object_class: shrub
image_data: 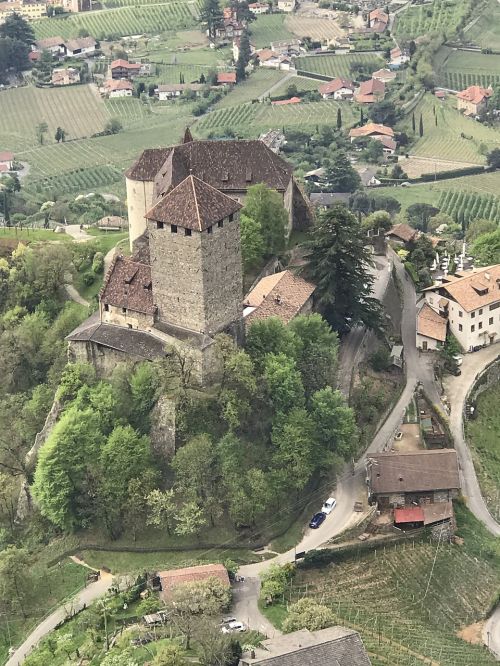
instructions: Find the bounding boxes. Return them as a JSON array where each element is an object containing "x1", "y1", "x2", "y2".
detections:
[
  {"x1": 83, "y1": 272, "x2": 95, "y2": 286},
  {"x1": 369, "y1": 347, "x2": 391, "y2": 372},
  {"x1": 92, "y1": 251, "x2": 104, "y2": 274}
]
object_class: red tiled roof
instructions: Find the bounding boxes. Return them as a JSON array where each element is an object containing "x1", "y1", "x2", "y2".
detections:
[
  {"x1": 158, "y1": 564, "x2": 229, "y2": 601},
  {"x1": 271, "y1": 96, "x2": 301, "y2": 105},
  {"x1": 349, "y1": 123, "x2": 394, "y2": 138},
  {"x1": 394, "y1": 507, "x2": 424, "y2": 523},
  {"x1": 358, "y1": 78, "x2": 385, "y2": 96},
  {"x1": 318, "y1": 77, "x2": 354, "y2": 95},
  {"x1": 417, "y1": 302, "x2": 447, "y2": 342},
  {"x1": 105, "y1": 79, "x2": 133, "y2": 91},
  {"x1": 0, "y1": 164, "x2": 8, "y2": 173},
  {"x1": 0, "y1": 151, "x2": 14, "y2": 162},
  {"x1": 100, "y1": 255, "x2": 154, "y2": 314},
  {"x1": 244, "y1": 270, "x2": 315, "y2": 324},
  {"x1": 369, "y1": 8, "x2": 388, "y2": 21},
  {"x1": 217, "y1": 72, "x2": 236, "y2": 84},
  {"x1": 457, "y1": 85, "x2": 492, "y2": 105}
]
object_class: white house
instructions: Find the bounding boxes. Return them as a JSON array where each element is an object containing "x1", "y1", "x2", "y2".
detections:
[
  {"x1": 248, "y1": 2, "x2": 268, "y2": 14},
  {"x1": 318, "y1": 77, "x2": 355, "y2": 100},
  {"x1": 422, "y1": 265, "x2": 500, "y2": 351},
  {"x1": 416, "y1": 302, "x2": 447, "y2": 351},
  {"x1": 232, "y1": 38, "x2": 255, "y2": 61},
  {"x1": 104, "y1": 79, "x2": 133, "y2": 98},
  {"x1": 63, "y1": 37, "x2": 96, "y2": 57},
  {"x1": 390, "y1": 46, "x2": 409, "y2": 69},
  {"x1": 156, "y1": 83, "x2": 204, "y2": 100},
  {"x1": 278, "y1": 0, "x2": 296, "y2": 11}
]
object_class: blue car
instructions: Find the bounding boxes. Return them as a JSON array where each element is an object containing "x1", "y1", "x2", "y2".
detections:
[{"x1": 309, "y1": 512, "x2": 326, "y2": 529}]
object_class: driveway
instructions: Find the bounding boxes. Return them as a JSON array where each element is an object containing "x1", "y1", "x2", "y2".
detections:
[
  {"x1": 64, "y1": 224, "x2": 94, "y2": 243},
  {"x1": 483, "y1": 607, "x2": 500, "y2": 661},
  {"x1": 443, "y1": 345, "x2": 500, "y2": 537}
]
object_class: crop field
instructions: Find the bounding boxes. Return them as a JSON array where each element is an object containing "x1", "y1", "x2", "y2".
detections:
[
  {"x1": 285, "y1": 15, "x2": 344, "y2": 42},
  {"x1": 406, "y1": 94, "x2": 500, "y2": 164},
  {"x1": 295, "y1": 52, "x2": 384, "y2": 79},
  {"x1": 248, "y1": 14, "x2": 295, "y2": 48},
  {"x1": 394, "y1": 0, "x2": 472, "y2": 41},
  {"x1": 216, "y1": 69, "x2": 288, "y2": 108},
  {"x1": 195, "y1": 99, "x2": 356, "y2": 136},
  {"x1": 438, "y1": 48, "x2": 500, "y2": 89},
  {"x1": 154, "y1": 63, "x2": 217, "y2": 83},
  {"x1": 26, "y1": 164, "x2": 123, "y2": 196},
  {"x1": 0, "y1": 84, "x2": 108, "y2": 152},
  {"x1": 466, "y1": 0, "x2": 500, "y2": 50},
  {"x1": 32, "y1": 3, "x2": 196, "y2": 41},
  {"x1": 270, "y1": 75, "x2": 321, "y2": 97},
  {"x1": 284, "y1": 507, "x2": 499, "y2": 665},
  {"x1": 105, "y1": 97, "x2": 151, "y2": 124},
  {"x1": 438, "y1": 189, "x2": 500, "y2": 224}
]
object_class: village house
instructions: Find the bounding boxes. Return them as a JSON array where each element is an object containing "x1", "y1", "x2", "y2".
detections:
[
  {"x1": 155, "y1": 564, "x2": 230, "y2": 603},
  {"x1": 277, "y1": 0, "x2": 296, "y2": 11},
  {"x1": 232, "y1": 37, "x2": 255, "y2": 61},
  {"x1": 372, "y1": 68, "x2": 397, "y2": 84},
  {"x1": 416, "y1": 302, "x2": 447, "y2": 351},
  {"x1": 359, "y1": 166, "x2": 381, "y2": 187},
  {"x1": 366, "y1": 449, "x2": 460, "y2": 508},
  {"x1": 393, "y1": 501, "x2": 454, "y2": 531},
  {"x1": 0, "y1": 0, "x2": 46, "y2": 24},
  {"x1": 422, "y1": 265, "x2": 500, "y2": 351},
  {"x1": 215, "y1": 18, "x2": 244, "y2": 40},
  {"x1": 309, "y1": 192, "x2": 350, "y2": 210},
  {"x1": 318, "y1": 77, "x2": 355, "y2": 100},
  {"x1": 60, "y1": 0, "x2": 92, "y2": 12},
  {"x1": 243, "y1": 270, "x2": 315, "y2": 325},
  {"x1": 389, "y1": 46, "x2": 409, "y2": 69},
  {"x1": 349, "y1": 122, "x2": 394, "y2": 142},
  {"x1": 63, "y1": 36, "x2": 96, "y2": 57},
  {"x1": 354, "y1": 77, "x2": 385, "y2": 103},
  {"x1": 33, "y1": 36, "x2": 65, "y2": 56},
  {"x1": 103, "y1": 79, "x2": 133, "y2": 97},
  {"x1": 256, "y1": 50, "x2": 292, "y2": 70},
  {"x1": 51, "y1": 67, "x2": 80, "y2": 86},
  {"x1": 385, "y1": 222, "x2": 418, "y2": 246},
  {"x1": 111, "y1": 59, "x2": 141, "y2": 79},
  {"x1": 368, "y1": 7, "x2": 388, "y2": 31},
  {"x1": 456, "y1": 85, "x2": 492, "y2": 116},
  {"x1": 270, "y1": 38, "x2": 301, "y2": 55},
  {"x1": 156, "y1": 83, "x2": 204, "y2": 100},
  {"x1": 216, "y1": 71, "x2": 236, "y2": 85},
  {"x1": 0, "y1": 151, "x2": 14, "y2": 171},
  {"x1": 248, "y1": 1, "x2": 268, "y2": 13},
  {"x1": 240, "y1": 627, "x2": 371, "y2": 665}
]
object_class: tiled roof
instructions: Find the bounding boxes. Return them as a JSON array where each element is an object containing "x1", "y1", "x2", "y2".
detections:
[
  {"x1": 111, "y1": 58, "x2": 140, "y2": 69},
  {"x1": 369, "y1": 7, "x2": 388, "y2": 21},
  {"x1": 318, "y1": 77, "x2": 354, "y2": 95},
  {"x1": 417, "y1": 303, "x2": 447, "y2": 342},
  {"x1": 372, "y1": 68, "x2": 397, "y2": 81},
  {"x1": 457, "y1": 85, "x2": 492, "y2": 105},
  {"x1": 386, "y1": 223, "x2": 417, "y2": 242},
  {"x1": 438, "y1": 265, "x2": 500, "y2": 311},
  {"x1": 271, "y1": 96, "x2": 301, "y2": 105},
  {"x1": 241, "y1": 627, "x2": 371, "y2": 665},
  {"x1": 157, "y1": 83, "x2": 204, "y2": 92},
  {"x1": 125, "y1": 147, "x2": 172, "y2": 181},
  {"x1": 374, "y1": 135, "x2": 397, "y2": 151},
  {"x1": 368, "y1": 449, "x2": 460, "y2": 494},
  {"x1": 35, "y1": 36, "x2": 64, "y2": 49},
  {"x1": 357, "y1": 78, "x2": 385, "y2": 96},
  {"x1": 244, "y1": 270, "x2": 315, "y2": 324},
  {"x1": 158, "y1": 564, "x2": 229, "y2": 600},
  {"x1": 349, "y1": 122, "x2": 394, "y2": 138},
  {"x1": 217, "y1": 72, "x2": 236, "y2": 84},
  {"x1": 394, "y1": 506, "x2": 424, "y2": 523},
  {"x1": 0, "y1": 151, "x2": 14, "y2": 162},
  {"x1": 256, "y1": 48, "x2": 276, "y2": 61},
  {"x1": 65, "y1": 36, "x2": 96, "y2": 51},
  {"x1": 100, "y1": 255, "x2": 154, "y2": 314},
  {"x1": 105, "y1": 79, "x2": 133, "y2": 91},
  {"x1": 145, "y1": 175, "x2": 242, "y2": 231}
]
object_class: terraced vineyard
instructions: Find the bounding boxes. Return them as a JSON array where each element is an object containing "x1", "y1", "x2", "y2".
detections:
[
  {"x1": 196, "y1": 103, "x2": 259, "y2": 136},
  {"x1": 295, "y1": 53, "x2": 384, "y2": 79},
  {"x1": 438, "y1": 48, "x2": 500, "y2": 89},
  {"x1": 394, "y1": 0, "x2": 472, "y2": 41},
  {"x1": 33, "y1": 3, "x2": 196, "y2": 40},
  {"x1": 27, "y1": 165, "x2": 123, "y2": 196},
  {"x1": 105, "y1": 97, "x2": 151, "y2": 124},
  {"x1": 0, "y1": 84, "x2": 108, "y2": 151},
  {"x1": 248, "y1": 14, "x2": 294, "y2": 48},
  {"x1": 270, "y1": 75, "x2": 321, "y2": 97},
  {"x1": 216, "y1": 69, "x2": 288, "y2": 108},
  {"x1": 438, "y1": 189, "x2": 500, "y2": 225},
  {"x1": 286, "y1": 508, "x2": 499, "y2": 665},
  {"x1": 466, "y1": 0, "x2": 500, "y2": 50}
]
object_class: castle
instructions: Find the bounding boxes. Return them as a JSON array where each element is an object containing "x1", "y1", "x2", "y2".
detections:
[{"x1": 67, "y1": 131, "x2": 311, "y2": 384}]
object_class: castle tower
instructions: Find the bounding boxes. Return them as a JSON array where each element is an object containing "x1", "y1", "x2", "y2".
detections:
[{"x1": 145, "y1": 175, "x2": 243, "y2": 336}]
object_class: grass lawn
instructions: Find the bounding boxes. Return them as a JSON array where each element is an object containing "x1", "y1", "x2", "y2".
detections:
[
  {"x1": 270, "y1": 75, "x2": 321, "y2": 97},
  {"x1": 0, "y1": 227, "x2": 75, "y2": 244},
  {"x1": 215, "y1": 69, "x2": 288, "y2": 108},
  {"x1": 405, "y1": 94, "x2": 500, "y2": 164},
  {"x1": 248, "y1": 14, "x2": 295, "y2": 48},
  {"x1": 262, "y1": 504, "x2": 499, "y2": 666},
  {"x1": 466, "y1": 382, "x2": 500, "y2": 522},
  {"x1": 467, "y1": 0, "x2": 500, "y2": 50},
  {"x1": 295, "y1": 52, "x2": 384, "y2": 79},
  {"x1": 437, "y1": 46, "x2": 500, "y2": 89}
]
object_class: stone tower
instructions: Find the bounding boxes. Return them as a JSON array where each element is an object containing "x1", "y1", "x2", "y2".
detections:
[{"x1": 145, "y1": 175, "x2": 243, "y2": 336}]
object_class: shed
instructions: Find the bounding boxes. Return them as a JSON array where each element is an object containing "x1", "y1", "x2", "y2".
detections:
[
  {"x1": 390, "y1": 344, "x2": 403, "y2": 368},
  {"x1": 394, "y1": 506, "x2": 424, "y2": 528}
]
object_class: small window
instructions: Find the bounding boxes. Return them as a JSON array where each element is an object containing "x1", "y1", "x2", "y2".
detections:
[
  {"x1": 479, "y1": 322, "x2": 483, "y2": 330},
  {"x1": 122, "y1": 307, "x2": 127, "y2": 314},
  {"x1": 479, "y1": 308, "x2": 483, "y2": 315},
  {"x1": 207, "y1": 226, "x2": 213, "y2": 234},
  {"x1": 104, "y1": 303, "x2": 109, "y2": 312},
  {"x1": 459, "y1": 324, "x2": 463, "y2": 332},
  {"x1": 229, "y1": 213, "x2": 234, "y2": 222},
  {"x1": 471, "y1": 325, "x2": 475, "y2": 332},
  {"x1": 489, "y1": 317, "x2": 493, "y2": 325},
  {"x1": 471, "y1": 311, "x2": 475, "y2": 319},
  {"x1": 218, "y1": 220, "x2": 223, "y2": 228},
  {"x1": 171, "y1": 224, "x2": 178, "y2": 233},
  {"x1": 185, "y1": 228, "x2": 192, "y2": 236},
  {"x1": 127, "y1": 323, "x2": 132, "y2": 329},
  {"x1": 459, "y1": 311, "x2": 463, "y2": 317},
  {"x1": 490, "y1": 302, "x2": 500, "y2": 311},
  {"x1": 156, "y1": 221, "x2": 164, "y2": 230}
]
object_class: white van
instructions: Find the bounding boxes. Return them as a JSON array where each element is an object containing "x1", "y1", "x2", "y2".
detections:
[{"x1": 321, "y1": 497, "x2": 337, "y2": 514}]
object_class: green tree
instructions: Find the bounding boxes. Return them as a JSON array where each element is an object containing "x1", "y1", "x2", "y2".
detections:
[
  {"x1": 362, "y1": 210, "x2": 392, "y2": 232},
  {"x1": 152, "y1": 643, "x2": 189, "y2": 666},
  {"x1": 129, "y1": 362, "x2": 160, "y2": 432},
  {"x1": 123, "y1": 471, "x2": 159, "y2": 541},
  {"x1": 260, "y1": 563, "x2": 295, "y2": 604},
  {"x1": 240, "y1": 183, "x2": 287, "y2": 256},
  {"x1": 104, "y1": 118, "x2": 123, "y2": 134},
  {"x1": 465, "y1": 218, "x2": 497, "y2": 243},
  {"x1": 310, "y1": 386, "x2": 356, "y2": 459},
  {"x1": 336, "y1": 107, "x2": 342, "y2": 129},
  {"x1": 271, "y1": 408, "x2": 314, "y2": 492},
  {"x1": 419, "y1": 113, "x2": 424, "y2": 137},
  {"x1": 322, "y1": 151, "x2": 361, "y2": 193},
  {"x1": 200, "y1": 0, "x2": 223, "y2": 40},
  {"x1": 240, "y1": 213, "x2": 264, "y2": 271},
  {"x1": 54, "y1": 127, "x2": 66, "y2": 143},
  {"x1": 264, "y1": 353, "x2": 305, "y2": 414},
  {"x1": 0, "y1": 545, "x2": 31, "y2": 618},
  {"x1": 35, "y1": 121, "x2": 48, "y2": 145},
  {"x1": 0, "y1": 13, "x2": 34, "y2": 43},
  {"x1": 407, "y1": 203, "x2": 439, "y2": 232},
  {"x1": 369, "y1": 99, "x2": 398, "y2": 126},
  {"x1": 236, "y1": 29, "x2": 251, "y2": 82},
  {"x1": 470, "y1": 228, "x2": 500, "y2": 265},
  {"x1": 486, "y1": 147, "x2": 500, "y2": 169},
  {"x1": 246, "y1": 317, "x2": 299, "y2": 371},
  {"x1": 304, "y1": 205, "x2": 384, "y2": 332},
  {"x1": 282, "y1": 598, "x2": 335, "y2": 632},
  {"x1": 146, "y1": 488, "x2": 178, "y2": 535}
]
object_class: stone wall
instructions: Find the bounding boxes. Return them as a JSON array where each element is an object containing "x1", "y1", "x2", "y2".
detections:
[
  {"x1": 69, "y1": 339, "x2": 149, "y2": 377},
  {"x1": 126, "y1": 177, "x2": 154, "y2": 251},
  {"x1": 101, "y1": 303, "x2": 154, "y2": 331},
  {"x1": 150, "y1": 394, "x2": 177, "y2": 458}
]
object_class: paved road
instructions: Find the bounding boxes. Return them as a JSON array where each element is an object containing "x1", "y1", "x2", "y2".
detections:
[
  {"x1": 443, "y1": 346, "x2": 500, "y2": 537},
  {"x1": 483, "y1": 609, "x2": 500, "y2": 661},
  {"x1": 5, "y1": 572, "x2": 113, "y2": 666}
]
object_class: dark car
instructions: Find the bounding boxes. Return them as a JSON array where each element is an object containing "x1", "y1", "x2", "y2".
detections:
[{"x1": 309, "y1": 512, "x2": 326, "y2": 529}]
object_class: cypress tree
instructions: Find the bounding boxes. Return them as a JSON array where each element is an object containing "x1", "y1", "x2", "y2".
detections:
[
  {"x1": 412, "y1": 112, "x2": 416, "y2": 132},
  {"x1": 419, "y1": 114, "x2": 424, "y2": 137},
  {"x1": 337, "y1": 108, "x2": 342, "y2": 129}
]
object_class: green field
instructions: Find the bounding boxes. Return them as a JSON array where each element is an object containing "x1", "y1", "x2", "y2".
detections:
[
  {"x1": 33, "y1": 2, "x2": 196, "y2": 40},
  {"x1": 438, "y1": 47, "x2": 500, "y2": 89},
  {"x1": 466, "y1": 0, "x2": 500, "y2": 50},
  {"x1": 196, "y1": 98, "x2": 357, "y2": 136},
  {"x1": 406, "y1": 94, "x2": 500, "y2": 164},
  {"x1": 216, "y1": 69, "x2": 288, "y2": 108},
  {"x1": 438, "y1": 189, "x2": 500, "y2": 224},
  {"x1": 266, "y1": 505, "x2": 499, "y2": 666},
  {"x1": 271, "y1": 75, "x2": 322, "y2": 96},
  {"x1": 394, "y1": 0, "x2": 472, "y2": 41},
  {"x1": 467, "y1": 382, "x2": 500, "y2": 522},
  {"x1": 248, "y1": 14, "x2": 295, "y2": 48},
  {"x1": 295, "y1": 52, "x2": 384, "y2": 79},
  {"x1": 0, "y1": 84, "x2": 109, "y2": 151}
]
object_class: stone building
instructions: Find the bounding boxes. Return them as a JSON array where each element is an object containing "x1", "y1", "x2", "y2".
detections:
[{"x1": 125, "y1": 130, "x2": 312, "y2": 250}]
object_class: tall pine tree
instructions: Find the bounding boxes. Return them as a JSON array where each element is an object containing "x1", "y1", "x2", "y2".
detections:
[
  {"x1": 412, "y1": 112, "x2": 416, "y2": 132},
  {"x1": 200, "y1": 0, "x2": 223, "y2": 41},
  {"x1": 236, "y1": 30, "x2": 251, "y2": 82}
]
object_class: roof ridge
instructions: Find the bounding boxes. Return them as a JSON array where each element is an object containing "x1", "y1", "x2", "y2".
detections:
[{"x1": 191, "y1": 175, "x2": 202, "y2": 231}]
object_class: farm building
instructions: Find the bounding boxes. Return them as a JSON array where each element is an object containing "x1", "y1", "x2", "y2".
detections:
[
  {"x1": 248, "y1": 1, "x2": 268, "y2": 13},
  {"x1": 156, "y1": 83, "x2": 204, "y2": 100},
  {"x1": 385, "y1": 223, "x2": 418, "y2": 246},
  {"x1": 111, "y1": 59, "x2": 141, "y2": 79},
  {"x1": 389, "y1": 46, "x2": 409, "y2": 68},
  {"x1": 33, "y1": 36, "x2": 65, "y2": 56},
  {"x1": 416, "y1": 302, "x2": 447, "y2": 351},
  {"x1": 372, "y1": 68, "x2": 397, "y2": 84},
  {"x1": 354, "y1": 78, "x2": 385, "y2": 103},
  {"x1": 368, "y1": 7, "x2": 388, "y2": 31},
  {"x1": 366, "y1": 449, "x2": 460, "y2": 508},
  {"x1": 270, "y1": 39, "x2": 301, "y2": 55},
  {"x1": 51, "y1": 67, "x2": 80, "y2": 86},
  {"x1": 0, "y1": 151, "x2": 14, "y2": 170},
  {"x1": 271, "y1": 96, "x2": 300, "y2": 105},
  {"x1": 277, "y1": 0, "x2": 296, "y2": 11},
  {"x1": 217, "y1": 71, "x2": 237, "y2": 85},
  {"x1": 156, "y1": 564, "x2": 230, "y2": 602},
  {"x1": 456, "y1": 85, "x2": 492, "y2": 116},
  {"x1": 349, "y1": 123, "x2": 394, "y2": 141},
  {"x1": 393, "y1": 501, "x2": 453, "y2": 530},
  {"x1": 103, "y1": 79, "x2": 133, "y2": 97},
  {"x1": 422, "y1": 265, "x2": 500, "y2": 351},
  {"x1": 240, "y1": 627, "x2": 371, "y2": 665},
  {"x1": 243, "y1": 270, "x2": 315, "y2": 325},
  {"x1": 318, "y1": 77, "x2": 355, "y2": 100},
  {"x1": 63, "y1": 36, "x2": 96, "y2": 57}
]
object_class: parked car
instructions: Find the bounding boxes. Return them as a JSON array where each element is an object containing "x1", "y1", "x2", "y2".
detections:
[
  {"x1": 321, "y1": 497, "x2": 337, "y2": 514},
  {"x1": 453, "y1": 355, "x2": 463, "y2": 366},
  {"x1": 221, "y1": 620, "x2": 246, "y2": 633},
  {"x1": 309, "y1": 512, "x2": 326, "y2": 529}
]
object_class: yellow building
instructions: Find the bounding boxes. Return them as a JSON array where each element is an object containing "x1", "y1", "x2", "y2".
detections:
[{"x1": 0, "y1": 1, "x2": 47, "y2": 23}]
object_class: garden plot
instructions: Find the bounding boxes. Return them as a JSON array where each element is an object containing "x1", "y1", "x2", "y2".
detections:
[{"x1": 285, "y1": 15, "x2": 345, "y2": 43}]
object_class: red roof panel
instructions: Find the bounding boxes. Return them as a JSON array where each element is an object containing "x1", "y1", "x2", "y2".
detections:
[{"x1": 394, "y1": 507, "x2": 424, "y2": 523}]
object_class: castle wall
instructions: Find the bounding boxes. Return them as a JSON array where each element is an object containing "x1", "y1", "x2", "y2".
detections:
[
  {"x1": 126, "y1": 177, "x2": 154, "y2": 251},
  {"x1": 100, "y1": 303, "x2": 154, "y2": 331}
]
